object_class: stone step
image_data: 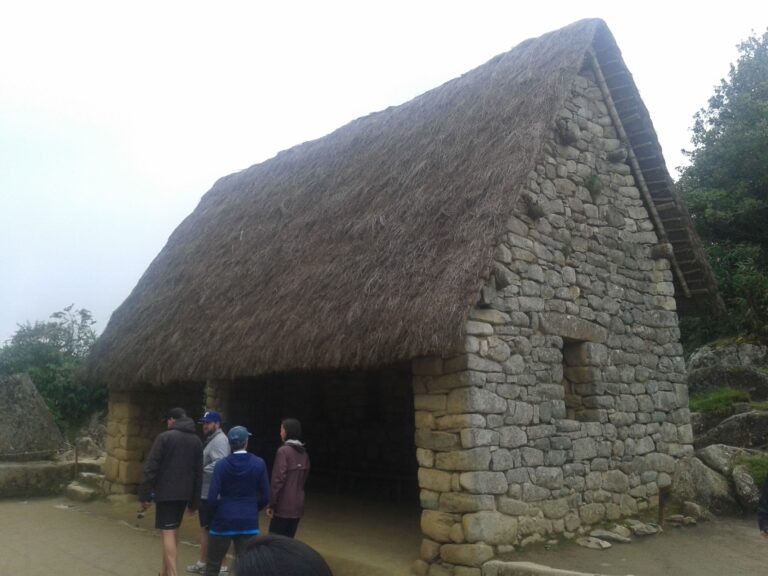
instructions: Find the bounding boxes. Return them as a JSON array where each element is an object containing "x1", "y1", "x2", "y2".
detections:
[
  {"x1": 78, "y1": 471, "x2": 105, "y2": 489},
  {"x1": 64, "y1": 481, "x2": 99, "y2": 502},
  {"x1": 75, "y1": 458, "x2": 105, "y2": 474}
]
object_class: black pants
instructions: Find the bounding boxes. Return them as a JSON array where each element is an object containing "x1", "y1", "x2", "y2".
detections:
[
  {"x1": 204, "y1": 534, "x2": 251, "y2": 576},
  {"x1": 269, "y1": 516, "x2": 300, "y2": 538}
]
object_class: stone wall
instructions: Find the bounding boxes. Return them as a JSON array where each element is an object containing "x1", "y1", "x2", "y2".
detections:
[
  {"x1": 103, "y1": 385, "x2": 204, "y2": 494},
  {"x1": 411, "y1": 63, "x2": 691, "y2": 575}
]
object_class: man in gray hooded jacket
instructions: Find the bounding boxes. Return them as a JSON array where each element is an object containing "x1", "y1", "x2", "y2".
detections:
[{"x1": 187, "y1": 411, "x2": 231, "y2": 574}]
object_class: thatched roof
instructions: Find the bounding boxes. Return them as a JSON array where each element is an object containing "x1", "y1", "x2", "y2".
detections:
[{"x1": 87, "y1": 19, "x2": 717, "y2": 388}]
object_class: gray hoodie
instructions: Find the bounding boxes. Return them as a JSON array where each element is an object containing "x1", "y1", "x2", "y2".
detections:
[{"x1": 201, "y1": 428, "x2": 230, "y2": 498}]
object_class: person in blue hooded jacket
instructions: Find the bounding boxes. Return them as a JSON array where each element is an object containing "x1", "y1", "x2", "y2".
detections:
[{"x1": 204, "y1": 426, "x2": 270, "y2": 576}]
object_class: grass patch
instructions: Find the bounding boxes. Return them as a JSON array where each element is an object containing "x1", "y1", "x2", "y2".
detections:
[
  {"x1": 690, "y1": 387, "x2": 751, "y2": 413},
  {"x1": 737, "y1": 455, "x2": 768, "y2": 486}
]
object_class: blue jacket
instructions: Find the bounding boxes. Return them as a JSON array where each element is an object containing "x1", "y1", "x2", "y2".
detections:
[{"x1": 207, "y1": 452, "x2": 270, "y2": 535}]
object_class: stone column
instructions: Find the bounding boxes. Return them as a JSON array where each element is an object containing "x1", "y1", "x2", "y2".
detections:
[
  {"x1": 103, "y1": 390, "x2": 158, "y2": 495},
  {"x1": 205, "y1": 379, "x2": 232, "y2": 421}
]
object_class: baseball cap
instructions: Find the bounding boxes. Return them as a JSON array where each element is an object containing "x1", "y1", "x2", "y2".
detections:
[
  {"x1": 199, "y1": 410, "x2": 222, "y2": 424},
  {"x1": 165, "y1": 407, "x2": 186, "y2": 420},
  {"x1": 228, "y1": 425, "x2": 252, "y2": 447}
]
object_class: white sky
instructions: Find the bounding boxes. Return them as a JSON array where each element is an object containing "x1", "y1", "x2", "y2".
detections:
[{"x1": 1, "y1": 1, "x2": 766, "y2": 343}]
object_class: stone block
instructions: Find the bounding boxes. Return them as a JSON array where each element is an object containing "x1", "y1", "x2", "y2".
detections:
[
  {"x1": 439, "y1": 493, "x2": 495, "y2": 513},
  {"x1": 459, "y1": 472, "x2": 508, "y2": 494},
  {"x1": 602, "y1": 470, "x2": 629, "y2": 493},
  {"x1": 463, "y1": 511, "x2": 518, "y2": 545},
  {"x1": 436, "y1": 414, "x2": 487, "y2": 430},
  {"x1": 415, "y1": 394, "x2": 448, "y2": 412},
  {"x1": 435, "y1": 448, "x2": 492, "y2": 471},
  {"x1": 540, "y1": 498, "x2": 570, "y2": 519},
  {"x1": 421, "y1": 510, "x2": 456, "y2": 543},
  {"x1": 415, "y1": 430, "x2": 460, "y2": 451},
  {"x1": 415, "y1": 411, "x2": 436, "y2": 430},
  {"x1": 104, "y1": 456, "x2": 119, "y2": 481},
  {"x1": 470, "y1": 309, "x2": 511, "y2": 325},
  {"x1": 572, "y1": 437, "x2": 598, "y2": 461},
  {"x1": 440, "y1": 544, "x2": 495, "y2": 567},
  {"x1": 417, "y1": 448, "x2": 435, "y2": 468},
  {"x1": 447, "y1": 388, "x2": 506, "y2": 414},
  {"x1": 428, "y1": 372, "x2": 485, "y2": 392},
  {"x1": 499, "y1": 426, "x2": 527, "y2": 448},
  {"x1": 421, "y1": 490, "x2": 440, "y2": 510},
  {"x1": 419, "y1": 468, "x2": 452, "y2": 492},
  {"x1": 579, "y1": 503, "x2": 606, "y2": 525},
  {"x1": 460, "y1": 428, "x2": 500, "y2": 448},
  {"x1": 466, "y1": 321, "x2": 494, "y2": 336},
  {"x1": 421, "y1": 539, "x2": 441, "y2": 562},
  {"x1": 539, "y1": 312, "x2": 608, "y2": 343},
  {"x1": 533, "y1": 467, "x2": 564, "y2": 489}
]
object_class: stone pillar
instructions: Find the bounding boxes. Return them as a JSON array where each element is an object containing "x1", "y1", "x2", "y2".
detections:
[
  {"x1": 411, "y1": 355, "x2": 504, "y2": 576},
  {"x1": 103, "y1": 390, "x2": 158, "y2": 495},
  {"x1": 205, "y1": 379, "x2": 232, "y2": 420},
  {"x1": 103, "y1": 383, "x2": 206, "y2": 495}
]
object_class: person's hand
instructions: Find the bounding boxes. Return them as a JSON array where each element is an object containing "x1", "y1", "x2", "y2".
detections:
[
  {"x1": 140, "y1": 501, "x2": 152, "y2": 511},
  {"x1": 762, "y1": 530, "x2": 768, "y2": 540},
  {"x1": 266, "y1": 506, "x2": 274, "y2": 519}
]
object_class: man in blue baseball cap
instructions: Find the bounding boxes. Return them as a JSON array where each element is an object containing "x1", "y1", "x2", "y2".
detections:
[
  {"x1": 187, "y1": 411, "x2": 230, "y2": 574},
  {"x1": 204, "y1": 426, "x2": 270, "y2": 576}
]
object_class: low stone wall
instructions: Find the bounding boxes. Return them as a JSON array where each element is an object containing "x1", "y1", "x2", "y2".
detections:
[{"x1": 0, "y1": 461, "x2": 75, "y2": 498}]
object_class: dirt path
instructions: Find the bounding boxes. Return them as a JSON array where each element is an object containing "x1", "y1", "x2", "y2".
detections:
[
  {"x1": 0, "y1": 494, "x2": 420, "y2": 576},
  {"x1": 0, "y1": 494, "x2": 765, "y2": 576},
  {"x1": 514, "y1": 515, "x2": 765, "y2": 576}
]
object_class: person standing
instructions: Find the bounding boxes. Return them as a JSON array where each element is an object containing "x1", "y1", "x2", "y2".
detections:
[
  {"x1": 187, "y1": 411, "x2": 231, "y2": 574},
  {"x1": 205, "y1": 426, "x2": 270, "y2": 576},
  {"x1": 266, "y1": 418, "x2": 310, "y2": 538},
  {"x1": 139, "y1": 407, "x2": 203, "y2": 576},
  {"x1": 758, "y1": 477, "x2": 768, "y2": 538}
]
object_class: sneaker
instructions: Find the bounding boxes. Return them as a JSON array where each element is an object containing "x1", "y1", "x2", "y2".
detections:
[{"x1": 186, "y1": 560, "x2": 228, "y2": 574}]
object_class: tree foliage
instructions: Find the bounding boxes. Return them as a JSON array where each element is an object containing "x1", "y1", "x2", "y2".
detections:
[
  {"x1": 0, "y1": 305, "x2": 106, "y2": 434},
  {"x1": 680, "y1": 29, "x2": 768, "y2": 348}
]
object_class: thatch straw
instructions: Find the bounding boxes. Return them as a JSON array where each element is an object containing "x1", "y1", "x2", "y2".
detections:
[{"x1": 86, "y1": 19, "x2": 715, "y2": 388}]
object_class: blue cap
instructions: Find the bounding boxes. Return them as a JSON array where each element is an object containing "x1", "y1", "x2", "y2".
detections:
[
  {"x1": 199, "y1": 411, "x2": 222, "y2": 424},
  {"x1": 228, "y1": 425, "x2": 251, "y2": 447}
]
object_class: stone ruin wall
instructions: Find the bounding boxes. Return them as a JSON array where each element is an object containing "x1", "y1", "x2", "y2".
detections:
[{"x1": 411, "y1": 65, "x2": 692, "y2": 575}]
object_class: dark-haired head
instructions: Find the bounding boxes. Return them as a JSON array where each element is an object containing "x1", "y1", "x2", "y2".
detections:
[
  {"x1": 233, "y1": 535, "x2": 332, "y2": 576},
  {"x1": 281, "y1": 418, "x2": 302, "y2": 441}
]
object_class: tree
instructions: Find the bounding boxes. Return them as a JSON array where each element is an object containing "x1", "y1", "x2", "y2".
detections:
[
  {"x1": 0, "y1": 305, "x2": 106, "y2": 433},
  {"x1": 679, "y1": 29, "x2": 768, "y2": 347}
]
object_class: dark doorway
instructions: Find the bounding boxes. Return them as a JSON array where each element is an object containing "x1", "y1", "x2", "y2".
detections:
[{"x1": 227, "y1": 364, "x2": 418, "y2": 504}]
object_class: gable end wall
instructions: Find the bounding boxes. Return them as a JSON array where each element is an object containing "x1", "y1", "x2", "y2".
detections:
[{"x1": 411, "y1": 64, "x2": 691, "y2": 575}]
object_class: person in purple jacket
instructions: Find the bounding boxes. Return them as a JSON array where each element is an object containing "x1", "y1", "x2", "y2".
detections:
[
  {"x1": 266, "y1": 418, "x2": 310, "y2": 538},
  {"x1": 204, "y1": 426, "x2": 270, "y2": 576}
]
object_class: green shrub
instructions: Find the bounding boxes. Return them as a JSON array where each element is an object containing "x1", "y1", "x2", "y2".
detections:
[
  {"x1": 738, "y1": 455, "x2": 768, "y2": 486},
  {"x1": 689, "y1": 387, "x2": 751, "y2": 413}
]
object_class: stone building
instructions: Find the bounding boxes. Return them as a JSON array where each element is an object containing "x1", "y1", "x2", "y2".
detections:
[{"x1": 87, "y1": 19, "x2": 719, "y2": 575}]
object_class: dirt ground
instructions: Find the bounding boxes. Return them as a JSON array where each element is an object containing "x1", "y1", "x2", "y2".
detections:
[{"x1": 0, "y1": 493, "x2": 765, "y2": 576}]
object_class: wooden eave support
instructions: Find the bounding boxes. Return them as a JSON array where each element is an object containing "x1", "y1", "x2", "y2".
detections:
[{"x1": 587, "y1": 49, "x2": 692, "y2": 299}]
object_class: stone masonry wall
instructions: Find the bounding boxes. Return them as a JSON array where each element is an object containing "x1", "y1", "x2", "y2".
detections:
[
  {"x1": 411, "y1": 64, "x2": 691, "y2": 575},
  {"x1": 104, "y1": 386, "x2": 203, "y2": 495}
]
